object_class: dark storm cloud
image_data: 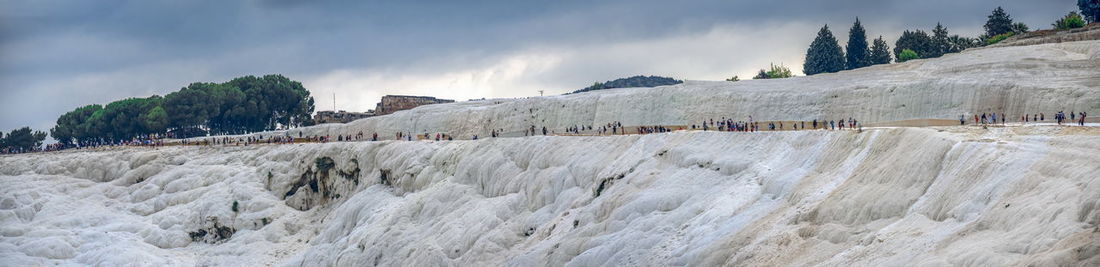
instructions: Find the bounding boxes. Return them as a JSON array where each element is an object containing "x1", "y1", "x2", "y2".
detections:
[{"x1": 0, "y1": 0, "x2": 1078, "y2": 133}]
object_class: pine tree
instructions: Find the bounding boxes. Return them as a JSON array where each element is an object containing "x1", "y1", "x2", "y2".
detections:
[
  {"x1": 869, "y1": 36, "x2": 892, "y2": 65},
  {"x1": 846, "y1": 18, "x2": 871, "y2": 70},
  {"x1": 803, "y1": 25, "x2": 846, "y2": 75},
  {"x1": 984, "y1": 7, "x2": 1014, "y2": 37},
  {"x1": 930, "y1": 23, "x2": 950, "y2": 58},
  {"x1": 1082, "y1": 0, "x2": 1100, "y2": 23}
]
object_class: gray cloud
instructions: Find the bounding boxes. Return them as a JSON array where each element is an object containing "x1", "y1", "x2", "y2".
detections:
[{"x1": 0, "y1": 0, "x2": 1078, "y2": 133}]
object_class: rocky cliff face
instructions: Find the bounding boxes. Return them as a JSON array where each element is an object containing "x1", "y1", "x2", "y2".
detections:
[
  {"x1": 2, "y1": 126, "x2": 1098, "y2": 266},
  {"x1": 267, "y1": 40, "x2": 1100, "y2": 140}
]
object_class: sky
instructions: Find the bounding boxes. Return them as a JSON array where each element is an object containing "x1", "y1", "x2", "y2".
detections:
[{"x1": 0, "y1": 0, "x2": 1080, "y2": 134}]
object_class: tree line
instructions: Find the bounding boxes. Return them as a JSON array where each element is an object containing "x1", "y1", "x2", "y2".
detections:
[
  {"x1": 572, "y1": 76, "x2": 684, "y2": 94},
  {"x1": 803, "y1": 4, "x2": 1098, "y2": 76},
  {"x1": 50, "y1": 74, "x2": 316, "y2": 147},
  {"x1": 0, "y1": 127, "x2": 48, "y2": 153}
]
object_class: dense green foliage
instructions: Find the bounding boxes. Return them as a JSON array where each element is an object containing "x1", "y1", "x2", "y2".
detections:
[
  {"x1": 753, "y1": 64, "x2": 793, "y2": 79},
  {"x1": 1, "y1": 127, "x2": 47, "y2": 152},
  {"x1": 1083, "y1": 0, "x2": 1100, "y2": 23},
  {"x1": 894, "y1": 30, "x2": 933, "y2": 62},
  {"x1": 50, "y1": 104, "x2": 102, "y2": 146},
  {"x1": 893, "y1": 23, "x2": 977, "y2": 62},
  {"x1": 51, "y1": 74, "x2": 315, "y2": 146},
  {"x1": 984, "y1": 7, "x2": 1015, "y2": 37},
  {"x1": 846, "y1": 19, "x2": 871, "y2": 70},
  {"x1": 869, "y1": 36, "x2": 892, "y2": 65},
  {"x1": 897, "y1": 49, "x2": 920, "y2": 62},
  {"x1": 572, "y1": 75, "x2": 683, "y2": 94},
  {"x1": 1055, "y1": 11, "x2": 1088, "y2": 30},
  {"x1": 985, "y1": 32, "x2": 1016, "y2": 45},
  {"x1": 803, "y1": 25, "x2": 846, "y2": 75}
]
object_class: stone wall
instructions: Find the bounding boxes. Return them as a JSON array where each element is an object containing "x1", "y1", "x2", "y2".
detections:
[
  {"x1": 314, "y1": 110, "x2": 375, "y2": 124},
  {"x1": 374, "y1": 95, "x2": 455, "y2": 116}
]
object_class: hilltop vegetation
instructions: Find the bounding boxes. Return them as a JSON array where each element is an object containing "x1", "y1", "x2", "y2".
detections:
[
  {"x1": 572, "y1": 75, "x2": 683, "y2": 94},
  {"x1": 752, "y1": 63, "x2": 794, "y2": 79},
  {"x1": 50, "y1": 75, "x2": 315, "y2": 146},
  {"x1": 801, "y1": 6, "x2": 1047, "y2": 72},
  {"x1": 0, "y1": 127, "x2": 47, "y2": 153}
]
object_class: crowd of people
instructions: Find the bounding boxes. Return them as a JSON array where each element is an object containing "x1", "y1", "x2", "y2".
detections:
[
  {"x1": 690, "y1": 117, "x2": 862, "y2": 132},
  {"x1": 1054, "y1": 111, "x2": 1088, "y2": 126},
  {"x1": 638, "y1": 125, "x2": 676, "y2": 134},
  {"x1": 163, "y1": 109, "x2": 1086, "y2": 149},
  {"x1": 598, "y1": 122, "x2": 625, "y2": 135},
  {"x1": 959, "y1": 111, "x2": 1090, "y2": 126},
  {"x1": 184, "y1": 134, "x2": 298, "y2": 146},
  {"x1": 2, "y1": 135, "x2": 167, "y2": 155},
  {"x1": 6, "y1": 109, "x2": 1091, "y2": 155}
]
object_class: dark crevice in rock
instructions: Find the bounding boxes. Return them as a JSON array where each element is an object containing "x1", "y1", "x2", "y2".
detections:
[
  {"x1": 379, "y1": 169, "x2": 392, "y2": 186},
  {"x1": 283, "y1": 157, "x2": 364, "y2": 210},
  {"x1": 189, "y1": 217, "x2": 235, "y2": 244},
  {"x1": 594, "y1": 173, "x2": 626, "y2": 198}
]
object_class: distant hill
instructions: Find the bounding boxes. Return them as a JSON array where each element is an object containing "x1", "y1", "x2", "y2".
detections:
[{"x1": 571, "y1": 75, "x2": 683, "y2": 94}]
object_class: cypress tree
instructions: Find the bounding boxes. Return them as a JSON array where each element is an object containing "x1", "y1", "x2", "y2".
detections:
[
  {"x1": 846, "y1": 18, "x2": 871, "y2": 70},
  {"x1": 803, "y1": 25, "x2": 846, "y2": 75},
  {"x1": 984, "y1": 7, "x2": 1014, "y2": 37},
  {"x1": 869, "y1": 36, "x2": 892, "y2": 65},
  {"x1": 930, "y1": 23, "x2": 950, "y2": 58},
  {"x1": 1082, "y1": 0, "x2": 1100, "y2": 23}
]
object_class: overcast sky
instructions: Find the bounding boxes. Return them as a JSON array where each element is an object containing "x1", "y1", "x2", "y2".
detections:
[{"x1": 0, "y1": 0, "x2": 1079, "y2": 133}]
